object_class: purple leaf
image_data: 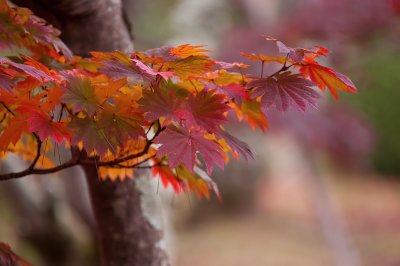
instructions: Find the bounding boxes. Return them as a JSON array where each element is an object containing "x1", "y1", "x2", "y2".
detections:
[
  {"x1": 0, "y1": 72, "x2": 15, "y2": 93},
  {"x1": 217, "y1": 130, "x2": 254, "y2": 161},
  {"x1": 0, "y1": 57, "x2": 52, "y2": 81},
  {"x1": 249, "y1": 71, "x2": 320, "y2": 112},
  {"x1": 99, "y1": 60, "x2": 143, "y2": 80},
  {"x1": 131, "y1": 59, "x2": 174, "y2": 80}
]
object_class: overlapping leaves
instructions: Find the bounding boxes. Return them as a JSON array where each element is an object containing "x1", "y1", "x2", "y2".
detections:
[{"x1": 0, "y1": 2, "x2": 358, "y2": 199}]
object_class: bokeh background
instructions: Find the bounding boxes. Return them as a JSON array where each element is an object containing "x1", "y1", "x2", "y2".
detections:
[{"x1": 1, "y1": 0, "x2": 400, "y2": 265}]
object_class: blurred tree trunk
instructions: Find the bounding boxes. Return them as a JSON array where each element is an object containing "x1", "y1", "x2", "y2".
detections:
[{"x1": 12, "y1": 1, "x2": 170, "y2": 265}]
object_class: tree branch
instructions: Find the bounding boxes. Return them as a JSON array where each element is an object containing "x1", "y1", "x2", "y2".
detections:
[
  {"x1": 111, "y1": 154, "x2": 157, "y2": 169},
  {"x1": 0, "y1": 122, "x2": 165, "y2": 181},
  {"x1": 28, "y1": 133, "x2": 42, "y2": 170},
  {"x1": 0, "y1": 158, "x2": 80, "y2": 181},
  {"x1": 85, "y1": 123, "x2": 165, "y2": 167}
]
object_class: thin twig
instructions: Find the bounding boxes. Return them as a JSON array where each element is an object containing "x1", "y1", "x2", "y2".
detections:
[{"x1": 28, "y1": 133, "x2": 42, "y2": 170}]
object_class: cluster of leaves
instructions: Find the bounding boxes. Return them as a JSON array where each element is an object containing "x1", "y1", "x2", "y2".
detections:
[{"x1": 0, "y1": 2, "x2": 356, "y2": 199}]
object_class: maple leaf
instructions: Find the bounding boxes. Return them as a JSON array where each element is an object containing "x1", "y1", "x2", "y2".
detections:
[
  {"x1": 14, "y1": 6, "x2": 72, "y2": 60},
  {"x1": 189, "y1": 90, "x2": 230, "y2": 131},
  {"x1": 300, "y1": 62, "x2": 357, "y2": 99},
  {"x1": 152, "y1": 165, "x2": 184, "y2": 193},
  {"x1": 15, "y1": 76, "x2": 42, "y2": 93},
  {"x1": 22, "y1": 56, "x2": 56, "y2": 79},
  {"x1": 249, "y1": 71, "x2": 320, "y2": 112},
  {"x1": 239, "y1": 100, "x2": 269, "y2": 131},
  {"x1": 26, "y1": 111, "x2": 71, "y2": 144},
  {"x1": 94, "y1": 77, "x2": 127, "y2": 102},
  {"x1": 155, "y1": 125, "x2": 224, "y2": 174},
  {"x1": 0, "y1": 57, "x2": 53, "y2": 82},
  {"x1": 265, "y1": 36, "x2": 329, "y2": 64},
  {"x1": 91, "y1": 51, "x2": 146, "y2": 80},
  {"x1": 213, "y1": 69, "x2": 245, "y2": 85},
  {"x1": 206, "y1": 83, "x2": 248, "y2": 105},
  {"x1": 131, "y1": 59, "x2": 174, "y2": 80},
  {"x1": 169, "y1": 44, "x2": 210, "y2": 58},
  {"x1": 98, "y1": 166, "x2": 134, "y2": 181},
  {"x1": 193, "y1": 166, "x2": 221, "y2": 200},
  {"x1": 44, "y1": 85, "x2": 63, "y2": 111},
  {"x1": 140, "y1": 86, "x2": 189, "y2": 123},
  {"x1": 92, "y1": 51, "x2": 172, "y2": 82},
  {"x1": 166, "y1": 56, "x2": 215, "y2": 79},
  {"x1": 0, "y1": 4, "x2": 71, "y2": 60},
  {"x1": 69, "y1": 117, "x2": 113, "y2": 157},
  {"x1": 95, "y1": 60, "x2": 136, "y2": 79},
  {"x1": 240, "y1": 52, "x2": 286, "y2": 64},
  {"x1": 216, "y1": 61, "x2": 248, "y2": 69},
  {"x1": 0, "y1": 113, "x2": 28, "y2": 151},
  {"x1": 175, "y1": 165, "x2": 220, "y2": 200},
  {"x1": 97, "y1": 106, "x2": 145, "y2": 147},
  {"x1": 143, "y1": 46, "x2": 175, "y2": 61},
  {"x1": 62, "y1": 77, "x2": 99, "y2": 116},
  {"x1": 0, "y1": 71, "x2": 15, "y2": 93},
  {"x1": 217, "y1": 130, "x2": 254, "y2": 161}
]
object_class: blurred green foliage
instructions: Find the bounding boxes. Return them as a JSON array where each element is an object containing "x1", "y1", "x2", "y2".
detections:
[{"x1": 349, "y1": 51, "x2": 400, "y2": 174}]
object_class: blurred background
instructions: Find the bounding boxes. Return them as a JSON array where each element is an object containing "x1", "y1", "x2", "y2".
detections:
[{"x1": 1, "y1": 0, "x2": 400, "y2": 265}]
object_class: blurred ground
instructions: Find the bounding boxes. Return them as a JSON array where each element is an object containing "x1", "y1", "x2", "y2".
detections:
[{"x1": 174, "y1": 174, "x2": 400, "y2": 266}]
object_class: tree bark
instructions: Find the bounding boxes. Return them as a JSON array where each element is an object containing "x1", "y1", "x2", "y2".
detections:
[
  {"x1": 13, "y1": 0, "x2": 133, "y2": 55},
  {"x1": 83, "y1": 165, "x2": 169, "y2": 266},
  {"x1": 12, "y1": 0, "x2": 171, "y2": 265}
]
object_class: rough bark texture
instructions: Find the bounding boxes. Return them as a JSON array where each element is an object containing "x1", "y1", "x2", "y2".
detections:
[
  {"x1": 84, "y1": 165, "x2": 169, "y2": 266},
  {"x1": 12, "y1": 1, "x2": 170, "y2": 265},
  {"x1": 13, "y1": 0, "x2": 133, "y2": 54}
]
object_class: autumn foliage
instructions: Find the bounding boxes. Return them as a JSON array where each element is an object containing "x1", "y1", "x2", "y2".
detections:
[{"x1": 0, "y1": 1, "x2": 357, "y2": 201}]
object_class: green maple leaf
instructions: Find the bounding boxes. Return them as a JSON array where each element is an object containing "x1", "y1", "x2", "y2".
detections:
[
  {"x1": 62, "y1": 77, "x2": 99, "y2": 116},
  {"x1": 97, "y1": 107, "x2": 145, "y2": 147},
  {"x1": 69, "y1": 117, "x2": 113, "y2": 157}
]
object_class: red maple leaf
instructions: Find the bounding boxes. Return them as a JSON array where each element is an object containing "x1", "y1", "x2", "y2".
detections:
[
  {"x1": 0, "y1": 113, "x2": 28, "y2": 151},
  {"x1": 155, "y1": 125, "x2": 224, "y2": 174},
  {"x1": 300, "y1": 61, "x2": 357, "y2": 99},
  {"x1": 152, "y1": 165, "x2": 184, "y2": 193},
  {"x1": 26, "y1": 111, "x2": 71, "y2": 144}
]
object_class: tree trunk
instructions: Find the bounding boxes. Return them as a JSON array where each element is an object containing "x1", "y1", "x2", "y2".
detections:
[
  {"x1": 12, "y1": 0, "x2": 171, "y2": 265},
  {"x1": 83, "y1": 165, "x2": 169, "y2": 266}
]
